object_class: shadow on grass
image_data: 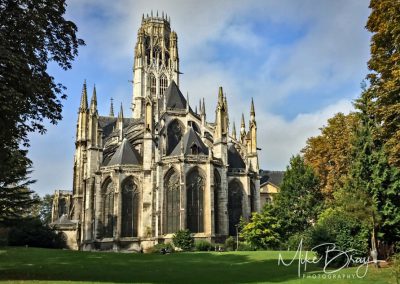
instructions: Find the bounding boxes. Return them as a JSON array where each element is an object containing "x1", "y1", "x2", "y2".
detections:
[{"x1": 0, "y1": 247, "x2": 324, "y2": 283}]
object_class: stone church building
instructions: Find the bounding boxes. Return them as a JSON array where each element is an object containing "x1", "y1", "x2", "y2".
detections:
[{"x1": 52, "y1": 13, "x2": 263, "y2": 251}]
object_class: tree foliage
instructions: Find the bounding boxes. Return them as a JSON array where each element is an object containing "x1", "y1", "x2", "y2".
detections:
[
  {"x1": 172, "y1": 229, "x2": 194, "y2": 251},
  {"x1": 302, "y1": 113, "x2": 358, "y2": 200},
  {"x1": 0, "y1": 150, "x2": 39, "y2": 225},
  {"x1": 0, "y1": 0, "x2": 83, "y2": 220},
  {"x1": 273, "y1": 155, "x2": 322, "y2": 239},
  {"x1": 240, "y1": 209, "x2": 280, "y2": 250},
  {"x1": 366, "y1": 0, "x2": 400, "y2": 166},
  {"x1": 309, "y1": 208, "x2": 370, "y2": 267}
]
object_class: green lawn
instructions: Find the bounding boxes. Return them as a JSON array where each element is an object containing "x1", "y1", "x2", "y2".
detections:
[{"x1": 0, "y1": 247, "x2": 393, "y2": 283}]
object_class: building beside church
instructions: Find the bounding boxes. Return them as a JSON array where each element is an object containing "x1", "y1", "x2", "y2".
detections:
[{"x1": 52, "y1": 13, "x2": 264, "y2": 251}]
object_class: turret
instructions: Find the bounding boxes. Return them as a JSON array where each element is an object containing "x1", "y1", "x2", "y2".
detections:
[
  {"x1": 214, "y1": 87, "x2": 228, "y2": 141},
  {"x1": 247, "y1": 98, "x2": 259, "y2": 173},
  {"x1": 232, "y1": 121, "x2": 237, "y2": 141},
  {"x1": 117, "y1": 103, "x2": 124, "y2": 141},
  {"x1": 88, "y1": 85, "x2": 99, "y2": 147},
  {"x1": 213, "y1": 86, "x2": 228, "y2": 164},
  {"x1": 77, "y1": 81, "x2": 88, "y2": 142},
  {"x1": 249, "y1": 98, "x2": 257, "y2": 154},
  {"x1": 72, "y1": 80, "x2": 89, "y2": 221},
  {"x1": 109, "y1": 98, "x2": 114, "y2": 117},
  {"x1": 240, "y1": 113, "x2": 246, "y2": 144}
]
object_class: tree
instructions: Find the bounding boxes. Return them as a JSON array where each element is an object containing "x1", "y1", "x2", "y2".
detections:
[
  {"x1": 0, "y1": 150, "x2": 39, "y2": 225},
  {"x1": 302, "y1": 113, "x2": 358, "y2": 200},
  {"x1": 309, "y1": 208, "x2": 370, "y2": 267},
  {"x1": 338, "y1": 87, "x2": 400, "y2": 254},
  {"x1": 172, "y1": 229, "x2": 194, "y2": 251},
  {"x1": 0, "y1": 0, "x2": 84, "y2": 218},
  {"x1": 273, "y1": 155, "x2": 322, "y2": 239},
  {"x1": 366, "y1": 0, "x2": 400, "y2": 166},
  {"x1": 240, "y1": 208, "x2": 280, "y2": 249}
]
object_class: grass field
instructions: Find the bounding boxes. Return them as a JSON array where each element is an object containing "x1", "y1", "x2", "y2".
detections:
[{"x1": 0, "y1": 247, "x2": 393, "y2": 283}]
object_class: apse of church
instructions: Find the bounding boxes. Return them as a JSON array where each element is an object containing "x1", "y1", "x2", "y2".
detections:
[{"x1": 52, "y1": 12, "x2": 261, "y2": 251}]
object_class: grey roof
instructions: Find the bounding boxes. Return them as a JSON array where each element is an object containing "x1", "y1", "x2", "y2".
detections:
[
  {"x1": 260, "y1": 170, "x2": 285, "y2": 186},
  {"x1": 165, "y1": 81, "x2": 187, "y2": 110},
  {"x1": 107, "y1": 138, "x2": 142, "y2": 166},
  {"x1": 170, "y1": 127, "x2": 209, "y2": 156},
  {"x1": 98, "y1": 116, "x2": 135, "y2": 138},
  {"x1": 228, "y1": 144, "x2": 246, "y2": 169}
]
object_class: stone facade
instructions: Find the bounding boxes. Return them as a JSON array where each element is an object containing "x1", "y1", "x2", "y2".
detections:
[{"x1": 52, "y1": 13, "x2": 262, "y2": 251}]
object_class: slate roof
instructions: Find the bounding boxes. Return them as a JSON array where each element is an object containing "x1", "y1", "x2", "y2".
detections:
[
  {"x1": 170, "y1": 127, "x2": 209, "y2": 156},
  {"x1": 98, "y1": 116, "x2": 135, "y2": 138},
  {"x1": 260, "y1": 170, "x2": 285, "y2": 186},
  {"x1": 228, "y1": 144, "x2": 246, "y2": 169},
  {"x1": 107, "y1": 138, "x2": 142, "y2": 166},
  {"x1": 165, "y1": 80, "x2": 187, "y2": 110}
]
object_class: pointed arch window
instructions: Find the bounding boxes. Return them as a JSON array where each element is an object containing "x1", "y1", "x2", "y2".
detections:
[
  {"x1": 160, "y1": 74, "x2": 168, "y2": 96},
  {"x1": 148, "y1": 73, "x2": 156, "y2": 97},
  {"x1": 121, "y1": 177, "x2": 139, "y2": 237},
  {"x1": 250, "y1": 182, "x2": 256, "y2": 213},
  {"x1": 214, "y1": 169, "x2": 221, "y2": 234},
  {"x1": 228, "y1": 179, "x2": 243, "y2": 236},
  {"x1": 102, "y1": 179, "x2": 114, "y2": 238},
  {"x1": 165, "y1": 169, "x2": 180, "y2": 234},
  {"x1": 186, "y1": 168, "x2": 204, "y2": 233}
]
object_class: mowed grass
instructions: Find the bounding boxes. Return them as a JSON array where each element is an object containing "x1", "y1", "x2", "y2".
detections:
[{"x1": 0, "y1": 247, "x2": 393, "y2": 284}]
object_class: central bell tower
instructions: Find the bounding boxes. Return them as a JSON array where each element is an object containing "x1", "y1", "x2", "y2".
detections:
[{"x1": 132, "y1": 12, "x2": 180, "y2": 119}]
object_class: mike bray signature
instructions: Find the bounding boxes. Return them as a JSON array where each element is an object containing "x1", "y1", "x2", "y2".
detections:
[{"x1": 278, "y1": 239, "x2": 383, "y2": 278}]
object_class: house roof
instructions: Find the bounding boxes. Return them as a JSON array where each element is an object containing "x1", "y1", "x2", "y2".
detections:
[
  {"x1": 228, "y1": 144, "x2": 246, "y2": 169},
  {"x1": 107, "y1": 138, "x2": 142, "y2": 166},
  {"x1": 260, "y1": 170, "x2": 285, "y2": 187},
  {"x1": 170, "y1": 127, "x2": 209, "y2": 156}
]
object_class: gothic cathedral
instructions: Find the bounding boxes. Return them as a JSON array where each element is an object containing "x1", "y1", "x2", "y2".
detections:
[{"x1": 52, "y1": 13, "x2": 261, "y2": 251}]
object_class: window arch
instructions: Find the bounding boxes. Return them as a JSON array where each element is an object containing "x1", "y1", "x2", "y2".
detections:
[
  {"x1": 159, "y1": 74, "x2": 168, "y2": 96},
  {"x1": 121, "y1": 177, "x2": 139, "y2": 237},
  {"x1": 164, "y1": 169, "x2": 180, "y2": 234},
  {"x1": 167, "y1": 119, "x2": 184, "y2": 155},
  {"x1": 214, "y1": 169, "x2": 221, "y2": 234},
  {"x1": 186, "y1": 168, "x2": 205, "y2": 233},
  {"x1": 250, "y1": 182, "x2": 256, "y2": 213},
  {"x1": 102, "y1": 178, "x2": 114, "y2": 238},
  {"x1": 228, "y1": 179, "x2": 243, "y2": 236},
  {"x1": 148, "y1": 73, "x2": 156, "y2": 97}
]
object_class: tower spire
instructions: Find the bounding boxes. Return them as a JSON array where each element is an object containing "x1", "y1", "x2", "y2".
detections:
[
  {"x1": 118, "y1": 102, "x2": 124, "y2": 119},
  {"x1": 218, "y1": 86, "x2": 224, "y2": 104},
  {"x1": 109, "y1": 98, "x2": 114, "y2": 117},
  {"x1": 232, "y1": 121, "x2": 237, "y2": 140},
  {"x1": 250, "y1": 97, "x2": 255, "y2": 117},
  {"x1": 241, "y1": 113, "x2": 245, "y2": 128},
  {"x1": 79, "y1": 80, "x2": 88, "y2": 111},
  {"x1": 90, "y1": 84, "x2": 97, "y2": 111}
]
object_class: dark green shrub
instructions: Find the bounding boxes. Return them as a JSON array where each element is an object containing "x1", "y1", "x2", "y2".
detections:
[
  {"x1": 224, "y1": 236, "x2": 237, "y2": 251},
  {"x1": 172, "y1": 229, "x2": 194, "y2": 251},
  {"x1": 195, "y1": 240, "x2": 212, "y2": 251},
  {"x1": 287, "y1": 231, "x2": 312, "y2": 251},
  {"x1": 237, "y1": 242, "x2": 253, "y2": 251},
  {"x1": 309, "y1": 208, "x2": 369, "y2": 267},
  {"x1": 148, "y1": 242, "x2": 174, "y2": 254},
  {"x1": 8, "y1": 218, "x2": 66, "y2": 249}
]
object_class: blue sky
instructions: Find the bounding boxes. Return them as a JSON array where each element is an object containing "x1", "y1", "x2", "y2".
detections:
[{"x1": 28, "y1": 0, "x2": 371, "y2": 196}]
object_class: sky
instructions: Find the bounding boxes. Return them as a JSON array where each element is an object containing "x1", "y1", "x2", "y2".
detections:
[{"x1": 28, "y1": 0, "x2": 372, "y2": 196}]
